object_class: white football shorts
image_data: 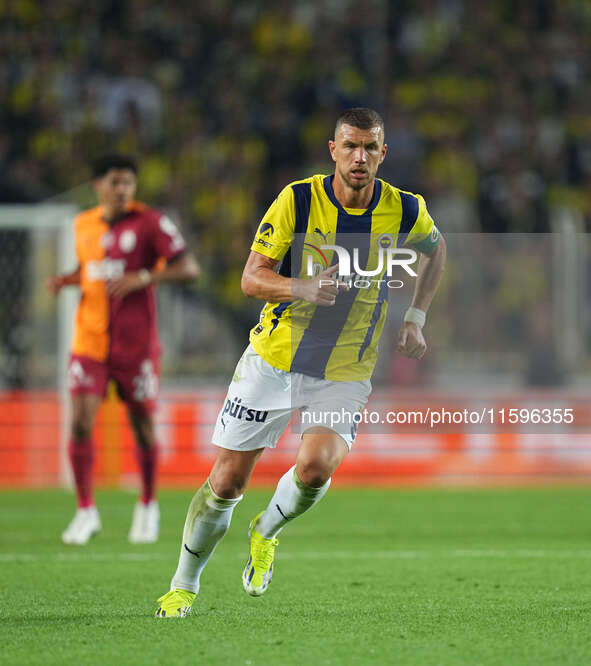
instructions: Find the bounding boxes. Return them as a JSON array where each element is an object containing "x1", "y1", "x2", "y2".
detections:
[{"x1": 211, "y1": 344, "x2": 371, "y2": 451}]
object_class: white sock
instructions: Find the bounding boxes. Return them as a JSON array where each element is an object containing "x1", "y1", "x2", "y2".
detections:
[
  {"x1": 171, "y1": 480, "x2": 242, "y2": 594},
  {"x1": 256, "y1": 465, "x2": 331, "y2": 539}
]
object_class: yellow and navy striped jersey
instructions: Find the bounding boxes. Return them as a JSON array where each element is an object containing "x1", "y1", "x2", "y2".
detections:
[{"x1": 249, "y1": 174, "x2": 440, "y2": 381}]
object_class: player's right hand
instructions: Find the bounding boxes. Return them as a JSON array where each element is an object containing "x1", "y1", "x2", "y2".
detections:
[
  {"x1": 292, "y1": 264, "x2": 349, "y2": 306},
  {"x1": 396, "y1": 322, "x2": 427, "y2": 359},
  {"x1": 45, "y1": 275, "x2": 63, "y2": 295}
]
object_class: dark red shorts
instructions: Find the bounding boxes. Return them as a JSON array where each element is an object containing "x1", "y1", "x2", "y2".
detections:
[{"x1": 68, "y1": 354, "x2": 160, "y2": 414}]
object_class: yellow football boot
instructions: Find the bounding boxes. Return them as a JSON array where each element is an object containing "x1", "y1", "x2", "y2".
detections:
[
  {"x1": 242, "y1": 511, "x2": 279, "y2": 597},
  {"x1": 155, "y1": 589, "x2": 196, "y2": 618}
]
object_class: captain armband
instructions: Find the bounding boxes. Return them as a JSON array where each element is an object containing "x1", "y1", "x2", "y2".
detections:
[{"x1": 410, "y1": 225, "x2": 441, "y2": 254}]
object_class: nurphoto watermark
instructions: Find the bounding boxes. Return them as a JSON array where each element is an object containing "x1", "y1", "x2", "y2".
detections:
[{"x1": 304, "y1": 238, "x2": 418, "y2": 290}]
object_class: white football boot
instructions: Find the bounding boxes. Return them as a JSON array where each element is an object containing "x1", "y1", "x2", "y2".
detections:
[
  {"x1": 62, "y1": 506, "x2": 101, "y2": 545},
  {"x1": 128, "y1": 500, "x2": 160, "y2": 544}
]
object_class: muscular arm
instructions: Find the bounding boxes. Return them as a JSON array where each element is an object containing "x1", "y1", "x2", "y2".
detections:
[
  {"x1": 409, "y1": 234, "x2": 447, "y2": 312},
  {"x1": 241, "y1": 252, "x2": 291, "y2": 302},
  {"x1": 241, "y1": 251, "x2": 344, "y2": 306},
  {"x1": 396, "y1": 234, "x2": 447, "y2": 359}
]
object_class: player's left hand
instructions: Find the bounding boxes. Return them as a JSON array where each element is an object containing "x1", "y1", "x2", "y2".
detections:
[
  {"x1": 107, "y1": 272, "x2": 148, "y2": 299},
  {"x1": 45, "y1": 275, "x2": 64, "y2": 295},
  {"x1": 395, "y1": 322, "x2": 427, "y2": 359}
]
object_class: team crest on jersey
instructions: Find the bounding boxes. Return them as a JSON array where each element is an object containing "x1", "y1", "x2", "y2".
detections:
[
  {"x1": 119, "y1": 230, "x2": 137, "y2": 253},
  {"x1": 378, "y1": 233, "x2": 394, "y2": 249},
  {"x1": 100, "y1": 232, "x2": 115, "y2": 249}
]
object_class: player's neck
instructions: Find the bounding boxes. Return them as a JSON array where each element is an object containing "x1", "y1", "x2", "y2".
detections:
[
  {"x1": 100, "y1": 205, "x2": 127, "y2": 225},
  {"x1": 332, "y1": 173, "x2": 375, "y2": 210}
]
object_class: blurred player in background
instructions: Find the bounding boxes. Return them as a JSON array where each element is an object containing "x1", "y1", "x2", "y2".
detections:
[
  {"x1": 155, "y1": 108, "x2": 446, "y2": 617},
  {"x1": 47, "y1": 154, "x2": 199, "y2": 545}
]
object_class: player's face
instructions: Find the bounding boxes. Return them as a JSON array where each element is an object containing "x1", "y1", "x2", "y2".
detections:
[
  {"x1": 329, "y1": 124, "x2": 387, "y2": 191},
  {"x1": 94, "y1": 169, "x2": 137, "y2": 214}
]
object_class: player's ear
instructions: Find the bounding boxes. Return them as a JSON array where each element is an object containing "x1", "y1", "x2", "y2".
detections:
[
  {"x1": 379, "y1": 143, "x2": 387, "y2": 163},
  {"x1": 328, "y1": 139, "x2": 337, "y2": 162}
]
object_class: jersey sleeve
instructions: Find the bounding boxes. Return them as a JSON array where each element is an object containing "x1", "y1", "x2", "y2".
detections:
[
  {"x1": 250, "y1": 185, "x2": 295, "y2": 262},
  {"x1": 150, "y1": 214, "x2": 188, "y2": 261},
  {"x1": 403, "y1": 194, "x2": 441, "y2": 254}
]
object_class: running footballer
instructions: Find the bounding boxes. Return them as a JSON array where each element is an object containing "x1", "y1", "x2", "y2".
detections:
[{"x1": 155, "y1": 108, "x2": 446, "y2": 617}]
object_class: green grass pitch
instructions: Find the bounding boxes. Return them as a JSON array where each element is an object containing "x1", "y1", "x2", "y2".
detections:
[{"x1": 1, "y1": 487, "x2": 590, "y2": 665}]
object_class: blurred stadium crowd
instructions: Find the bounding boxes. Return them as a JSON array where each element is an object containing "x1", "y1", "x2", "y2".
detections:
[{"x1": 1, "y1": 0, "x2": 589, "y2": 386}]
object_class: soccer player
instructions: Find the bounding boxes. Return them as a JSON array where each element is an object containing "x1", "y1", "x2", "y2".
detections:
[
  {"x1": 155, "y1": 108, "x2": 446, "y2": 617},
  {"x1": 47, "y1": 154, "x2": 199, "y2": 545}
]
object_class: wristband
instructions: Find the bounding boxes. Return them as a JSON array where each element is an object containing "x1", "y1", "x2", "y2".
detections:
[
  {"x1": 404, "y1": 306, "x2": 426, "y2": 329},
  {"x1": 138, "y1": 269, "x2": 152, "y2": 286}
]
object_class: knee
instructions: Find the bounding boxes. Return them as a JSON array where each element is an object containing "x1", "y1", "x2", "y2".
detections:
[
  {"x1": 295, "y1": 457, "x2": 332, "y2": 488},
  {"x1": 209, "y1": 468, "x2": 248, "y2": 499}
]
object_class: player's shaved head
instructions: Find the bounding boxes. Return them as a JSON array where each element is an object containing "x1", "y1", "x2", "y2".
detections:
[
  {"x1": 335, "y1": 108, "x2": 384, "y2": 140},
  {"x1": 92, "y1": 154, "x2": 138, "y2": 179}
]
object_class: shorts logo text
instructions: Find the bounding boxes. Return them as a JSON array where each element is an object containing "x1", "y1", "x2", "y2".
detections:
[{"x1": 223, "y1": 397, "x2": 268, "y2": 422}]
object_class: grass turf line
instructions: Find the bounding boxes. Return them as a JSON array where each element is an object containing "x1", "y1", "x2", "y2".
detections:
[{"x1": 0, "y1": 487, "x2": 590, "y2": 666}]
